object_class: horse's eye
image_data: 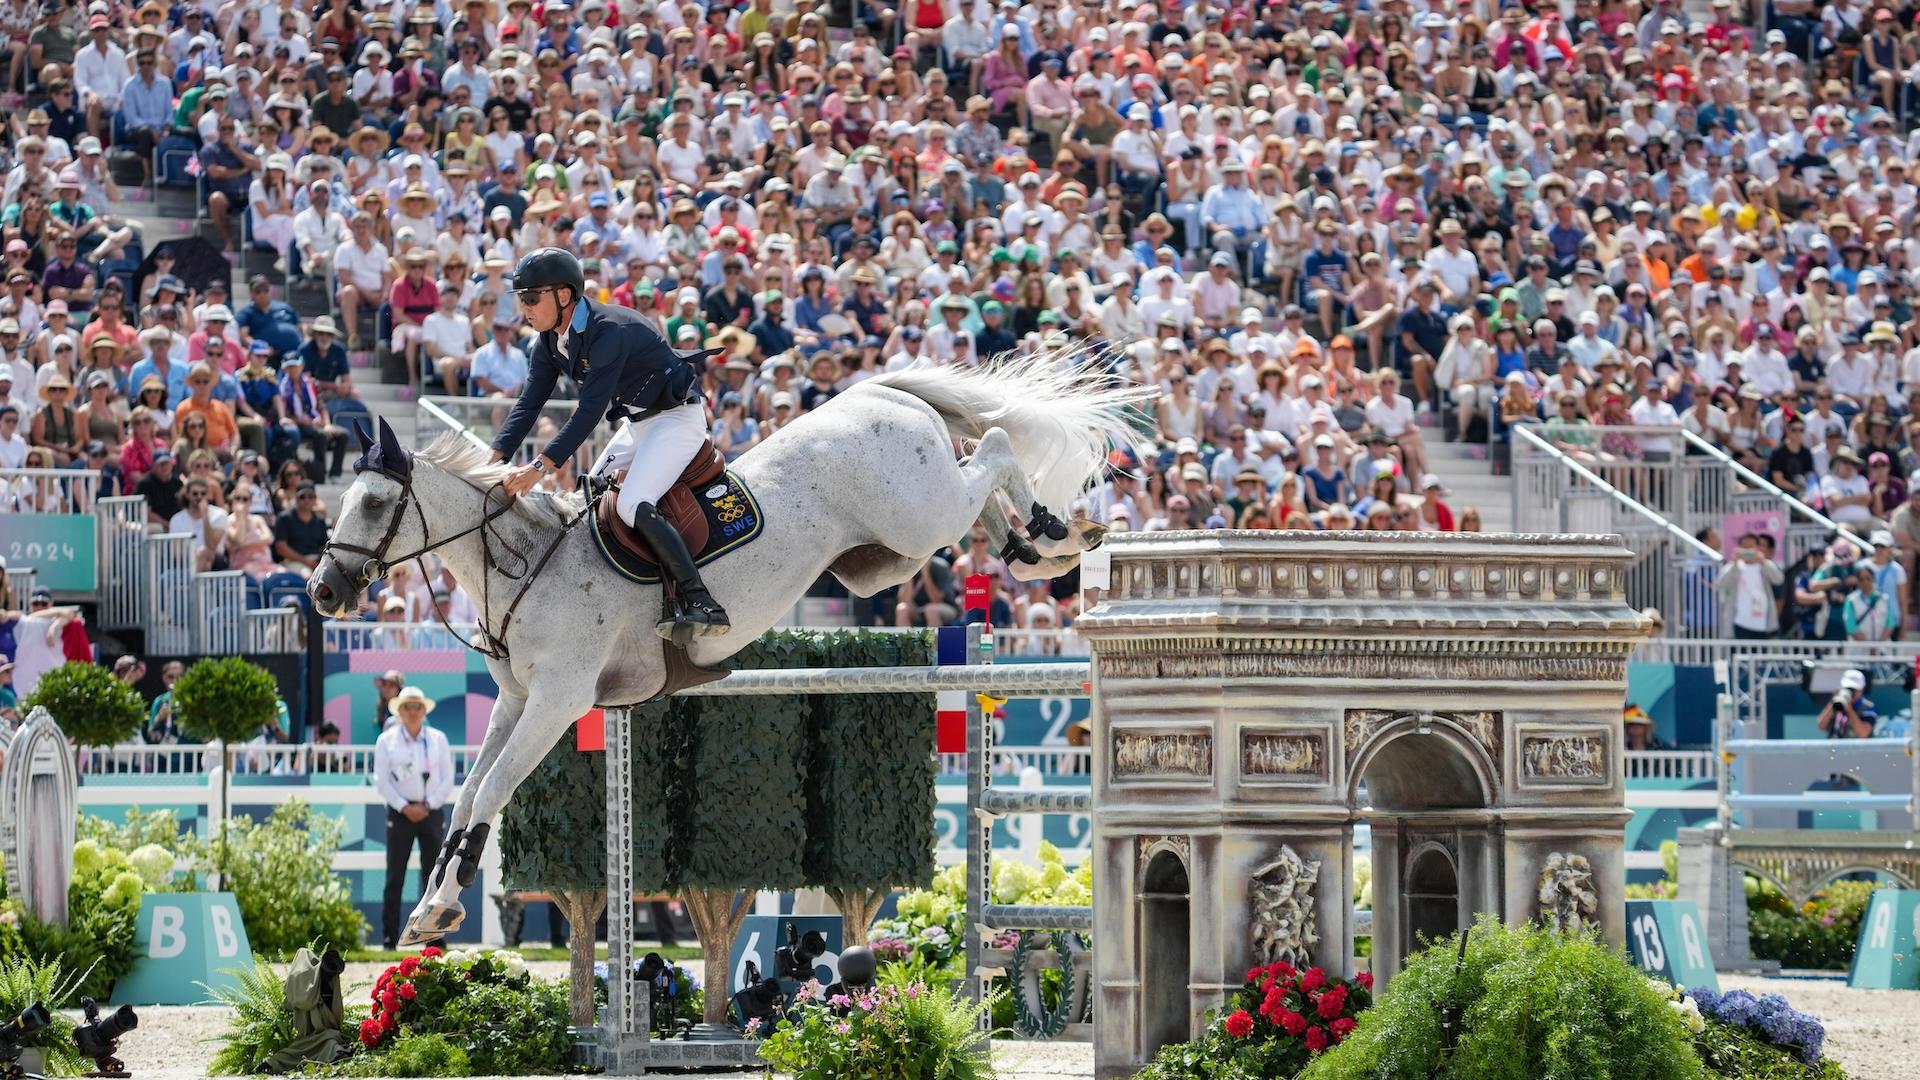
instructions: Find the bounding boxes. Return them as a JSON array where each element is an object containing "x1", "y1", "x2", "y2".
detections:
[{"x1": 365, "y1": 496, "x2": 382, "y2": 511}]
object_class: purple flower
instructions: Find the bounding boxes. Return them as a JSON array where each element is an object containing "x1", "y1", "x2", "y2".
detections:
[
  {"x1": 743, "y1": 1017, "x2": 762, "y2": 1036},
  {"x1": 834, "y1": 1021, "x2": 852, "y2": 1035},
  {"x1": 830, "y1": 994, "x2": 851, "y2": 1008}
]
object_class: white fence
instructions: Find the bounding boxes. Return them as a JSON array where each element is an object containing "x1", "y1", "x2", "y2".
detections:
[
  {"x1": 0, "y1": 467, "x2": 99, "y2": 514},
  {"x1": 97, "y1": 495, "x2": 146, "y2": 627}
]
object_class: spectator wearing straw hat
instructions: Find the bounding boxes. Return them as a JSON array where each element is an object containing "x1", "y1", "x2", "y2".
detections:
[{"x1": 374, "y1": 685, "x2": 453, "y2": 950}]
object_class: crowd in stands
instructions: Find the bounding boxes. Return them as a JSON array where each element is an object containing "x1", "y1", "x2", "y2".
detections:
[{"x1": 0, "y1": 0, "x2": 1915, "y2": 643}]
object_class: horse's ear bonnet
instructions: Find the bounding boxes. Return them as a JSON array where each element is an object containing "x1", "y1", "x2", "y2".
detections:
[{"x1": 353, "y1": 417, "x2": 413, "y2": 482}]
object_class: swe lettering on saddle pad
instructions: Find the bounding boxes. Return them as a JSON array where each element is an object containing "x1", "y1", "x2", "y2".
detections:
[{"x1": 590, "y1": 471, "x2": 766, "y2": 585}]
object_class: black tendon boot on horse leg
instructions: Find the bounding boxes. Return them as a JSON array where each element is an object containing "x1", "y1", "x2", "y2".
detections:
[
  {"x1": 1026, "y1": 501, "x2": 1070, "y2": 542},
  {"x1": 454, "y1": 822, "x2": 490, "y2": 889},
  {"x1": 629, "y1": 501, "x2": 731, "y2": 642},
  {"x1": 431, "y1": 826, "x2": 465, "y2": 888}
]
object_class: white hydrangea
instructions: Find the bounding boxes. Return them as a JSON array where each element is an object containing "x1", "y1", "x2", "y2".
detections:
[{"x1": 1669, "y1": 995, "x2": 1705, "y2": 1035}]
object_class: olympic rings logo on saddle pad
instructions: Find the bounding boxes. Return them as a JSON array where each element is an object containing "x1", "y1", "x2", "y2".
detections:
[{"x1": 589, "y1": 470, "x2": 767, "y2": 586}]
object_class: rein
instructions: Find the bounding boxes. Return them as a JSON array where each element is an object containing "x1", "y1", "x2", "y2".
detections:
[{"x1": 325, "y1": 469, "x2": 586, "y2": 661}]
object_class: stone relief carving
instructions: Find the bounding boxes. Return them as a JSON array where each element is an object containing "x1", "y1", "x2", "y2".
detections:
[
  {"x1": 1250, "y1": 846, "x2": 1321, "y2": 968},
  {"x1": 1241, "y1": 732, "x2": 1326, "y2": 781},
  {"x1": 1537, "y1": 852, "x2": 1599, "y2": 934},
  {"x1": 1137, "y1": 834, "x2": 1192, "y2": 876},
  {"x1": 1113, "y1": 732, "x2": 1212, "y2": 779},
  {"x1": 1342, "y1": 710, "x2": 1502, "y2": 773},
  {"x1": 1522, "y1": 733, "x2": 1607, "y2": 783},
  {"x1": 1101, "y1": 651, "x2": 1628, "y2": 684}
]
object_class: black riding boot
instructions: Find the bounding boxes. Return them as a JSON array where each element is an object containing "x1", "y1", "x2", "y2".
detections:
[{"x1": 630, "y1": 501, "x2": 731, "y2": 640}]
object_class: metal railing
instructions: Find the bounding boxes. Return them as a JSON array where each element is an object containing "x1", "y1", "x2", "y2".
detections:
[
  {"x1": 191, "y1": 571, "x2": 249, "y2": 654},
  {"x1": 417, "y1": 396, "x2": 612, "y2": 478},
  {"x1": 0, "y1": 467, "x2": 100, "y2": 514},
  {"x1": 77, "y1": 740, "x2": 489, "y2": 780},
  {"x1": 3, "y1": 567, "x2": 31, "y2": 605},
  {"x1": 1675, "y1": 429, "x2": 1868, "y2": 560},
  {"x1": 97, "y1": 496, "x2": 147, "y2": 628},
  {"x1": 141, "y1": 533, "x2": 195, "y2": 655},
  {"x1": 1625, "y1": 749, "x2": 1719, "y2": 782},
  {"x1": 1512, "y1": 425, "x2": 1724, "y2": 635},
  {"x1": 244, "y1": 608, "x2": 305, "y2": 653}
]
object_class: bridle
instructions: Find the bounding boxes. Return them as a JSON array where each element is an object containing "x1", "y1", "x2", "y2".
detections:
[{"x1": 323, "y1": 464, "x2": 584, "y2": 661}]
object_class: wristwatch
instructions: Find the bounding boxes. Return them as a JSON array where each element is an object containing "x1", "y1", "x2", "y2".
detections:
[{"x1": 531, "y1": 458, "x2": 550, "y2": 474}]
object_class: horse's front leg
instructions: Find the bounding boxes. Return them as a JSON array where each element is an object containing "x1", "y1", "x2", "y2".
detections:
[
  {"x1": 401, "y1": 677, "x2": 595, "y2": 946},
  {"x1": 418, "y1": 677, "x2": 527, "y2": 911}
]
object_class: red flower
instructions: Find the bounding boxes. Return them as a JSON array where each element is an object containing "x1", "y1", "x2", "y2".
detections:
[
  {"x1": 380, "y1": 989, "x2": 399, "y2": 1012},
  {"x1": 1261, "y1": 987, "x2": 1285, "y2": 1018},
  {"x1": 358, "y1": 1018, "x2": 384, "y2": 1047},
  {"x1": 1266, "y1": 961, "x2": 1296, "y2": 981},
  {"x1": 1305, "y1": 1025, "x2": 1329, "y2": 1053},
  {"x1": 1245, "y1": 966, "x2": 1263, "y2": 984},
  {"x1": 1224, "y1": 1009, "x2": 1255, "y2": 1039},
  {"x1": 1330, "y1": 1017, "x2": 1357, "y2": 1042},
  {"x1": 1278, "y1": 1010, "x2": 1308, "y2": 1037},
  {"x1": 1317, "y1": 987, "x2": 1347, "y2": 1019},
  {"x1": 1355, "y1": 971, "x2": 1373, "y2": 989},
  {"x1": 398, "y1": 957, "x2": 420, "y2": 976},
  {"x1": 1300, "y1": 967, "x2": 1326, "y2": 992},
  {"x1": 420, "y1": 946, "x2": 444, "y2": 958},
  {"x1": 397, "y1": 981, "x2": 417, "y2": 1000}
]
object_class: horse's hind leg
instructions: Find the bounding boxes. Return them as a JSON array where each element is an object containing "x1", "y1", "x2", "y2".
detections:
[
  {"x1": 971, "y1": 427, "x2": 1104, "y2": 561},
  {"x1": 400, "y1": 677, "x2": 594, "y2": 947}
]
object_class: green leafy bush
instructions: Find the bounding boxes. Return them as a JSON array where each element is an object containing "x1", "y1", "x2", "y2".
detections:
[
  {"x1": 171, "y1": 657, "x2": 281, "y2": 744},
  {"x1": 330, "y1": 1034, "x2": 471, "y2": 1078},
  {"x1": 22, "y1": 662, "x2": 146, "y2": 747},
  {"x1": 5, "y1": 839, "x2": 150, "y2": 1002},
  {"x1": 0, "y1": 954, "x2": 91, "y2": 1075},
  {"x1": 208, "y1": 802, "x2": 365, "y2": 957},
  {"x1": 1747, "y1": 878, "x2": 1879, "y2": 970},
  {"x1": 1299, "y1": 918, "x2": 1707, "y2": 1080},
  {"x1": 202, "y1": 955, "x2": 300, "y2": 1075},
  {"x1": 755, "y1": 966, "x2": 998, "y2": 1080},
  {"x1": 78, "y1": 807, "x2": 203, "y2": 859},
  {"x1": 347, "y1": 948, "x2": 571, "y2": 1077}
]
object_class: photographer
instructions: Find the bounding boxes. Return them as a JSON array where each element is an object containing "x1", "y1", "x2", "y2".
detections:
[
  {"x1": 1818, "y1": 669, "x2": 1877, "y2": 740},
  {"x1": 1716, "y1": 532, "x2": 1784, "y2": 639}
]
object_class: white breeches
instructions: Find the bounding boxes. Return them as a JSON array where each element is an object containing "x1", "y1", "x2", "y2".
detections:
[{"x1": 591, "y1": 401, "x2": 712, "y2": 519}]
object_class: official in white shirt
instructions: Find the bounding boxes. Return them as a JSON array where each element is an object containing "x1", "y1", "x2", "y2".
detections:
[{"x1": 373, "y1": 686, "x2": 455, "y2": 949}]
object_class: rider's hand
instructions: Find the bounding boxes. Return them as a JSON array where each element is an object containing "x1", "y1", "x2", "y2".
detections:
[{"x1": 502, "y1": 463, "x2": 544, "y2": 498}]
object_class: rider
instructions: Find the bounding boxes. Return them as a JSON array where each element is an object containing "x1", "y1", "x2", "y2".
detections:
[{"x1": 490, "y1": 248, "x2": 730, "y2": 638}]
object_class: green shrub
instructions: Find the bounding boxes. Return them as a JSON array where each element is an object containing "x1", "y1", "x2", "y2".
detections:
[
  {"x1": 171, "y1": 657, "x2": 281, "y2": 744},
  {"x1": 1747, "y1": 878, "x2": 1879, "y2": 970},
  {"x1": 78, "y1": 807, "x2": 203, "y2": 858},
  {"x1": 756, "y1": 966, "x2": 998, "y2": 1080},
  {"x1": 7, "y1": 839, "x2": 150, "y2": 1002},
  {"x1": 331, "y1": 1034, "x2": 471, "y2": 1078},
  {"x1": 207, "y1": 802, "x2": 365, "y2": 957},
  {"x1": 202, "y1": 955, "x2": 300, "y2": 1075},
  {"x1": 1299, "y1": 918, "x2": 1707, "y2": 1080},
  {"x1": 0, "y1": 954, "x2": 91, "y2": 1075},
  {"x1": 1625, "y1": 841, "x2": 1681, "y2": 901},
  {"x1": 22, "y1": 662, "x2": 146, "y2": 748}
]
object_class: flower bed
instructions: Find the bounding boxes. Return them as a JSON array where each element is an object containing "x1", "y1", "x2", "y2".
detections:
[
  {"x1": 342, "y1": 948, "x2": 571, "y2": 1076},
  {"x1": 1136, "y1": 963, "x2": 1372, "y2": 1079},
  {"x1": 754, "y1": 970, "x2": 996, "y2": 1080}
]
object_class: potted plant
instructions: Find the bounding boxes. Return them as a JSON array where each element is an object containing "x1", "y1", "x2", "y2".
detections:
[{"x1": 22, "y1": 661, "x2": 146, "y2": 768}]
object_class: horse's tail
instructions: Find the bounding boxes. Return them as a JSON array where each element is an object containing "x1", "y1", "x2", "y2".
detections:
[{"x1": 867, "y1": 346, "x2": 1158, "y2": 512}]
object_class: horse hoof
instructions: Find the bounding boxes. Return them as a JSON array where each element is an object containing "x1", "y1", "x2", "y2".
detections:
[{"x1": 400, "y1": 901, "x2": 464, "y2": 945}]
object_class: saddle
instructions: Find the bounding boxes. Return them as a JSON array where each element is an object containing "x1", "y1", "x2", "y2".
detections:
[
  {"x1": 596, "y1": 439, "x2": 727, "y2": 560},
  {"x1": 589, "y1": 438, "x2": 767, "y2": 585}
]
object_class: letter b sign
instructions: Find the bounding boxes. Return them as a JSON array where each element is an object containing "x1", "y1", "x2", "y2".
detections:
[{"x1": 114, "y1": 893, "x2": 254, "y2": 1004}]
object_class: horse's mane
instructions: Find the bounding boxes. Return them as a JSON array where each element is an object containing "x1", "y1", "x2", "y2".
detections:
[{"x1": 416, "y1": 432, "x2": 586, "y2": 531}]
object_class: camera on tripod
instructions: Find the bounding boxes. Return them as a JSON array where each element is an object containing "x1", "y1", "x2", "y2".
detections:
[
  {"x1": 74, "y1": 998, "x2": 138, "y2": 1078},
  {"x1": 0, "y1": 1004, "x2": 51, "y2": 1079},
  {"x1": 774, "y1": 922, "x2": 827, "y2": 983}
]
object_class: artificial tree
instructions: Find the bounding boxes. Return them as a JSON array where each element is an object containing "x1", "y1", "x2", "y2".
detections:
[
  {"x1": 497, "y1": 740, "x2": 607, "y2": 1026},
  {"x1": 501, "y1": 629, "x2": 938, "y2": 1026},
  {"x1": 22, "y1": 661, "x2": 146, "y2": 769},
  {"x1": 170, "y1": 657, "x2": 282, "y2": 875}
]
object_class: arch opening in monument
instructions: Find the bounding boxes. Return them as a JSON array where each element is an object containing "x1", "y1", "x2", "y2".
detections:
[
  {"x1": 1139, "y1": 849, "x2": 1191, "y2": 1060},
  {"x1": 1356, "y1": 726, "x2": 1493, "y2": 973}
]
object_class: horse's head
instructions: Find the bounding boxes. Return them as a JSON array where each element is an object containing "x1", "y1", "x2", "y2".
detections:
[{"x1": 308, "y1": 417, "x2": 419, "y2": 617}]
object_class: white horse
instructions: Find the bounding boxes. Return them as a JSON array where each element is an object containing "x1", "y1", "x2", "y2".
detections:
[{"x1": 308, "y1": 350, "x2": 1150, "y2": 945}]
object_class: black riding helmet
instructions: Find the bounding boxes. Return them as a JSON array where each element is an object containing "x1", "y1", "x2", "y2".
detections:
[{"x1": 511, "y1": 247, "x2": 585, "y2": 300}]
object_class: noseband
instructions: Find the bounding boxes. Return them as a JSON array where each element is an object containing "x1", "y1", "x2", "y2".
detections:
[{"x1": 323, "y1": 468, "x2": 581, "y2": 660}]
